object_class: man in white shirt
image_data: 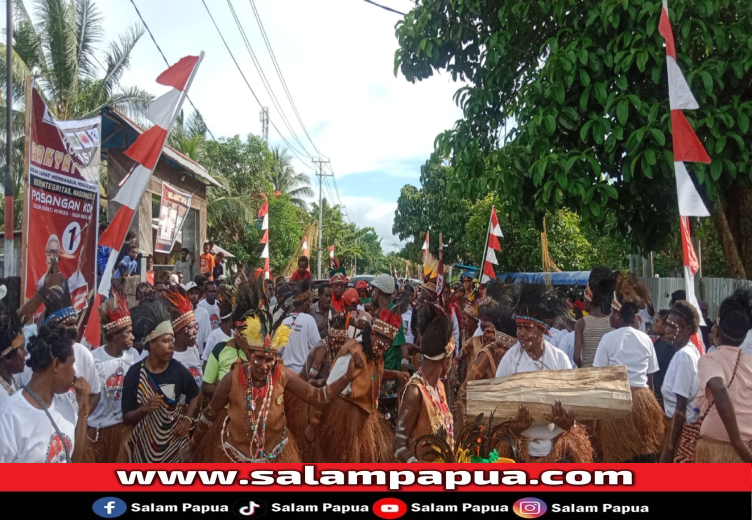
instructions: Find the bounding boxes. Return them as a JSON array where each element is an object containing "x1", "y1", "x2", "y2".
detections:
[
  {"x1": 197, "y1": 280, "x2": 221, "y2": 331},
  {"x1": 279, "y1": 288, "x2": 321, "y2": 374},
  {"x1": 185, "y1": 282, "x2": 212, "y2": 355},
  {"x1": 201, "y1": 300, "x2": 235, "y2": 368}
]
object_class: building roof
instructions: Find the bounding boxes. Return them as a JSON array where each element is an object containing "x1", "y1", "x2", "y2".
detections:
[{"x1": 100, "y1": 106, "x2": 223, "y2": 189}]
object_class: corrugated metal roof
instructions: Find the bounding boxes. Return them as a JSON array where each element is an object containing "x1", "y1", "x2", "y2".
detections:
[{"x1": 101, "y1": 106, "x2": 223, "y2": 189}]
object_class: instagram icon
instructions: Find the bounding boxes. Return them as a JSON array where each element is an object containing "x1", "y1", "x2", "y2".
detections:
[{"x1": 513, "y1": 498, "x2": 548, "y2": 518}]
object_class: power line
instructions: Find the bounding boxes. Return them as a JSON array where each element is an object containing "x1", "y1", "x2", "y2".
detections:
[
  {"x1": 363, "y1": 0, "x2": 406, "y2": 15},
  {"x1": 128, "y1": 0, "x2": 217, "y2": 141},
  {"x1": 225, "y1": 0, "x2": 315, "y2": 159},
  {"x1": 247, "y1": 0, "x2": 329, "y2": 160},
  {"x1": 200, "y1": 0, "x2": 316, "y2": 171}
]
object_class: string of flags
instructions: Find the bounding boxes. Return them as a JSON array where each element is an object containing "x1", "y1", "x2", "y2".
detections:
[{"x1": 480, "y1": 205, "x2": 503, "y2": 284}]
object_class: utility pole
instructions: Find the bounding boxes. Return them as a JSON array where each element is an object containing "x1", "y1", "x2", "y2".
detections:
[
  {"x1": 259, "y1": 107, "x2": 269, "y2": 142},
  {"x1": 4, "y1": 1, "x2": 14, "y2": 276},
  {"x1": 312, "y1": 158, "x2": 332, "y2": 279}
]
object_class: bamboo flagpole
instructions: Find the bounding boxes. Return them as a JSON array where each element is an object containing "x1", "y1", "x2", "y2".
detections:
[{"x1": 479, "y1": 205, "x2": 494, "y2": 282}]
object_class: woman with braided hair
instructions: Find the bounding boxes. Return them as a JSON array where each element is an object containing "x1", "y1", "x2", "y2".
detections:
[
  {"x1": 87, "y1": 293, "x2": 138, "y2": 463},
  {"x1": 659, "y1": 301, "x2": 701, "y2": 462},
  {"x1": 186, "y1": 308, "x2": 365, "y2": 463},
  {"x1": 394, "y1": 312, "x2": 455, "y2": 462},
  {"x1": 494, "y1": 282, "x2": 593, "y2": 463},
  {"x1": 162, "y1": 288, "x2": 204, "y2": 397},
  {"x1": 593, "y1": 273, "x2": 663, "y2": 462},
  {"x1": 574, "y1": 266, "x2": 615, "y2": 368},
  {"x1": 0, "y1": 322, "x2": 91, "y2": 462},
  {"x1": 692, "y1": 291, "x2": 752, "y2": 463},
  {"x1": 121, "y1": 300, "x2": 200, "y2": 463},
  {"x1": 0, "y1": 306, "x2": 26, "y2": 408}
]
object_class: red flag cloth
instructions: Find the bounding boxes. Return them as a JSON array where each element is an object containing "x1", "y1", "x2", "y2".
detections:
[
  {"x1": 156, "y1": 56, "x2": 199, "y2": 91},
  {"x1": 82, "y1": 293, "x2": 104, "y2": 348},
  {"x1": 260, "y1": 229, "x2": 269, "y2": 244},
  {"x1": 671, "y1": 110, "x2": 711, "y2": 163},
  {"x1": 658, "y1": 6, "x2": 676, "y2": 60},
  {"x1": 98, "y1": 206, "x2": 135, "y2": 249},
  {"x1": 482, "y1": 261, "x2": 496, "y2": 281},
  {"x1": 123, "y1": 125, "x2": 168, "y2": 170},
  {"x1": 488, "y1": 233, "x2": 502, "y2": 251},
  {"x1": 680, "y1": 216, "x2": 700, "y2": 276},
  {"x1": 258, "y1": 200, "x2": 268, "y2": 218}
]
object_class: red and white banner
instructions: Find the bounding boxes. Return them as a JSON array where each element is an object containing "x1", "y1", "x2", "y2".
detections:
[
  {"x1": 259, "y1": 198, "x2": 269, "y2": 279},
  {"x1": 23, "y1": 82, "x2": 101, "y2": 315},
  {"x1": 422, "y1": 231, "x2": 430, "y2": 257},
  {"x1": 155, "y1": 182, "x2": 192, "y2": 254},
  {"x1": 480, "y1": 205, "x2": 503, "y2": 284},
  {"x1": 83, "y1": 54, "x2": 203, "y2": 348},
  {"x1": 658, "y1": 1, "x2": 709, "y2": 348}
]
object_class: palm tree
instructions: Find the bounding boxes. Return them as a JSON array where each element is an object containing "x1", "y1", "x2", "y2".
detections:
[
  {"x1": 1, "y1": 0, "x2": 153, "y2": 121},
  {"x1": 268, "y1": 145, "x2": 314, "y2": 209},
  {"x1": 169, "y1": 110, "x2": 208, "y2": 163}
]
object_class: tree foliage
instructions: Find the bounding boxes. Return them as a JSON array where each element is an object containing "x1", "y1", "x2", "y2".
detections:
[{"x1": 395, "y1": 0, "x2": 752, "y2": 278}]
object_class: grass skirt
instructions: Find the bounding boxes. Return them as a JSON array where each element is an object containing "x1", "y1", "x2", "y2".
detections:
[
  {"x1": 597, "y1": 387, "x2": 664, "y2": 463},
  {"x1": 694, "y1": 437, "x2": 748, "y2": 463},
  {"x1": 317, "y1": 396, "x2": 395, "y2": 463},
  {"x1": 192, "y1": 408, "x2": 229, "y2": 463},
  {"x1": 88, "y1": 423, "x2": 128, "y2": 463},
  {"x1": 284, "y1": 390, "x2": 322, "y2": 463},
  {"x1": 497, "y1": 424, "x2": 593, "y2": 463}
]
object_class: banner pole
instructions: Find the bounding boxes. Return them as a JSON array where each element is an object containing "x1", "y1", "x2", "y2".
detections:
[{"x1": 19, "y1": 77, "x2": 32, "y2": 304}]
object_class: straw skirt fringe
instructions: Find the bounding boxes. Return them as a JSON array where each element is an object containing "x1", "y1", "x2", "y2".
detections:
[
  {"x1": 191, "y1": 408, "x2": 229, "y2": 463},
  {"x1": 497, "y1": 424, "x2": 593, "y2": 463},
  {"x1": 88, "y1": 423, "x2": 128, "y2": 463},
  {"x1": 597, "y1": 387, "x2": 664, "y2": 463},
  {"x1": 694, "y1": 437, "x2": 748, "y2": 463},
  {"x1": 284, "y1": 390, "x2": 322, "y2": 463},
  {"x1": 317, "y1": 396, "x2": 395, "y2": 463}
]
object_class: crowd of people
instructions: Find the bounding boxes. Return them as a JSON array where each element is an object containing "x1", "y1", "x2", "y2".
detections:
[{"x1": 0, "y1": 249, "x2": 750, "y2": 465}]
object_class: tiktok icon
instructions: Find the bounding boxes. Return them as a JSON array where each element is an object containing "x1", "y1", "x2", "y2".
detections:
[{"x1": 234, "y1": 499, "x2": 267, "y2": 519}]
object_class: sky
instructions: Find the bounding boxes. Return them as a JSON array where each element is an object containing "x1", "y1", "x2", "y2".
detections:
[{"x1": 16, "y1": 0, "x2": 466, "y2": 253}]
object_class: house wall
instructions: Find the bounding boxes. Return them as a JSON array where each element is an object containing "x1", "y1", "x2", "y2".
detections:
[{"x1": 106, "y1": 150, "x2": 207, "y2": 259}]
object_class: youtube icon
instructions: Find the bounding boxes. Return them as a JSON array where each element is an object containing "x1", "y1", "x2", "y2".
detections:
[{"x1": 373, "y1": 498, "x2": 407, "y2": 519}]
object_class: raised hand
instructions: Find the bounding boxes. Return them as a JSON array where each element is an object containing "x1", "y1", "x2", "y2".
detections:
[
  {"x1": 507, "y1": 405, "x2": 533, "y2": 435},
  {"x1": 544, "y1": 400, "x2": 576, "y2": 431}
]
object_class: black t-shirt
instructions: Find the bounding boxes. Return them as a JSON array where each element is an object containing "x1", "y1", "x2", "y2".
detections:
[
  {"x1": 653, "y1": 340, "x2": 678, "y2": 402},
  {"x1": 122, "y1": 358, "x2": 200, "y2": 413}
]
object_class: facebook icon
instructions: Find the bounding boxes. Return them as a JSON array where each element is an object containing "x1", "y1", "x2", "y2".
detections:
[{"x1": 92, "y1": 497, "x2": 128, "y2": 518}]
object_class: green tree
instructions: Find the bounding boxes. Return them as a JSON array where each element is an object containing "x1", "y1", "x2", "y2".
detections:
[
  {"x1": 392, "y1": 152, "x2": 471, "y2": 263},
  {"x1": 268, "y1": 146, "x2": 314, "y2": 210},
  {"x1": 395, "y1": 0, "x2": 752, "y2": 278}
]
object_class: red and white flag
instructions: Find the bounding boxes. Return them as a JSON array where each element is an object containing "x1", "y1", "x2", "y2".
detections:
[
  {"x1": 480, "y1": 206, "x2": 503, "y2": 283},
  {"x1": 84, "y1": 54, "x2": 203, "y2": 348},
  {"x1": 422, "y1": 231, "x2": 430, "y2": 257},
  {"x1": 659, "y1": 1, "x2": 708, "y2": 352},
  {"x1": 259, "y1": 199, "x2": 269, "y2": 279},
  {"x1": 301, "y1": 236, "x2": 310, "y2": 272}
]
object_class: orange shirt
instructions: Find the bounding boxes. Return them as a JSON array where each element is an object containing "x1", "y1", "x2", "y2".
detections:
[{"x1": 200, "y1": 253, "x2": 215, "y2": 280}]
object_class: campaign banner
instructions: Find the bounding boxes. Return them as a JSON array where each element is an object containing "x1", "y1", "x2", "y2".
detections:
[
  {"x1": 23, "y1": 81, "x2": 100, "y2": 312},
  {"x1": 155, "y1": 182, "x2": 192, "y2": 254},
  {"x1": 0, "y1": 464, "x2": 747, "y2": 519}
]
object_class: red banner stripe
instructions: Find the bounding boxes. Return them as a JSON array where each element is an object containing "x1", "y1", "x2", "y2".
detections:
[
  {"x1": 99, "y1": 206, "x2": 136, "y2": 249},
  {"x1": 488, "y1": 233, "x2": 502, "y2": 251},
  {"x1": 156, "y1": 55, "x2": 199, "y2": 91},
  {"x1": 671, "y1": 110, "x2": 711, "y2": 163},
  {"x1": 124, "y1": 125, "x2": 168, "y2": 171},
  {"x1": 658, "y1": 7, "x2": 676, "y2": 60},
  {"x1": 83, "y1": 293, "x2": 104, "y2": 347}
]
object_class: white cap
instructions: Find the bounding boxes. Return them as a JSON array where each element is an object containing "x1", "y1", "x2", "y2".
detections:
[{"x1": 182, "y1": 281, "x2": 198, "y2": 291}]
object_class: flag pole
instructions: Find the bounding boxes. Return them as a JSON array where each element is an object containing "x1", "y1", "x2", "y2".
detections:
[{"x1": 479, "y1": 205, "x2": 494, "y2": 278}]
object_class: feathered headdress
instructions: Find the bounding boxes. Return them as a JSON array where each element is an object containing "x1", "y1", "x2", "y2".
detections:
[
  {"x1": 242, "y1": 312, "x2": 291, "y2": 354},
  {"x1": 373, "y1": 291, "x2": 410, "y2": 340},
  {"x1": 218, "y1": 282, "x2": 237, "y2": 309},
  {"x1": 612, "y1": 273, "x2": 651, "y2": 312},
  {"x1": 162, "y1": 287, "x2": 195, "y2": 332},
  {"x1": 478, "y1": 281, "x2": 517, "y2": 344},
  {"x1": 422, "y1": 252, "x2": 440, "y2": 294},
  {"x1": 99, "y1": 289, "x2": 131, "y2": 335},
  {"x1": 505, "y1": 281, "x2": 568, "y2": 335},
  {"x1": 133, "y1": 300, "x2": 173, "y2": 345},
  {"x1": 38, "y1": 282, "x2": 76, "y2": 326},
  {"x1": 329, "y1": 266, "x2": 348, "y2": 284},
  {"x1": 421, "y1": 313, "x2": 454, "y2": 360}
]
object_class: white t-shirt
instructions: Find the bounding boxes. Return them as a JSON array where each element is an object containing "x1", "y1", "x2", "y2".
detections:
[
  {"x1": 495, "y1": 341, "x2": 573, "y2": 457},
  {"x1": 88, "y1": 346, "x2": 140, "y2": 429},
  {"x1": 739, "y1": 330, "x2": 752, "y2": 357},
  {"x1": 197, "y1": 300, "x2": 221, "y2": 331},
  {"x1": 201, "y1": 328, "x2": 234, "y2": 362},
  {"x1": 402, "y1": 309, "x2": 414, "y2": 344},
  {"x1": 0, "y1": 391, "x2": 77, "y2": 463},
  {"x1": 661, "y1": 344, "x2": 701, "y2": 423},
  {"x1": 279, "y1": 312, "x2": 321, "y2": 374},
  {"x1": 637, "y1": 308, "x2": 654, "y2": 333},
  {"x1": 194, "y1": 306, "x2": 212, "y2": 355},
  {"x1": 451, "y1": 312, "x2": 460, "y2": 352},
  {"x1": 593, "y1": 327, "x2": 659, "y2": 388},
  {"x1": 549, "y1": 328, "x2": 568, "y2": 348},
  {"x1": 0, "y1": 377, "x2": 20, "y2": 409},
  {"x1": 557, "y1": 331, "x2": 576, "y2": 367},
  {"x1": 17, "y1": 342, "x2": 102, "y2": 415},
  {"x1": 173, "y1": 346, "x2": 204, "y2": 395}
]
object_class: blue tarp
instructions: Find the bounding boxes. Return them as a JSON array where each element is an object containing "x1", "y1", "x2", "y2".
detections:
[{"x1": 500, "y1": 271, "x2": 591, "y2": 286}]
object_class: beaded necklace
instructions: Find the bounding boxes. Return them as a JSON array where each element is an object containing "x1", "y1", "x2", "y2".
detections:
[
  {"x1": 413, "y1": 369, "x2": 454, "y2": 450},
  {"x1": 242, "y1": 363, "x2": 286, "y2": 461},
  {"x1": 0, "y1": 375, "x2": 18, "y2": 397}
]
